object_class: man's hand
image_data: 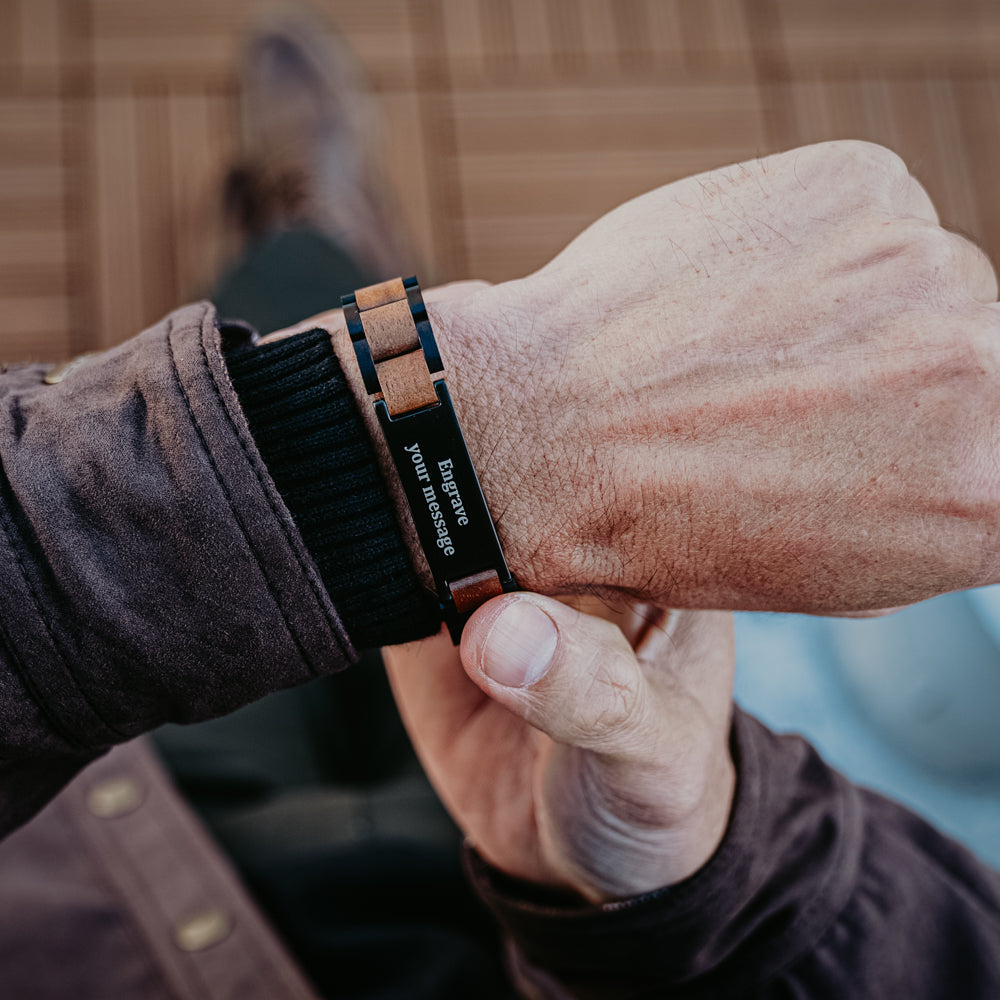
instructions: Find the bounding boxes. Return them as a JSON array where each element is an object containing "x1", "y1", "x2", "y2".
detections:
[
  {"x1": 383, "y1": 595, "x2": 735, "y2": 902},
  {"x1": 427, "y1": 141, "x2": 1000, "y2": 612}
]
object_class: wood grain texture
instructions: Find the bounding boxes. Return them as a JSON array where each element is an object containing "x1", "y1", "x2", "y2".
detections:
[
  {"x1": 376, "y1": 349, "x2": 438, "y2": 416},
  {"x1": 452, "y1": 82, "x2": 767, "y2": 279},
  {"x1": 0, "y1": 1, "x2": 999, "y2": 360},
  {"x1": 755, "y1": 0, "x2": 1000, "y2": 75},
  {"x1": 360, "y1": 297, "x2": 419, "y2": 361},
  {"x1": 450, "y1": 568, "x2": 503, "y2": 614},
  {"x1": 0, "y1": 94, "x2": 71, "y2": 360},
  {"x1": 356, "y1": 276, "x2": 408, "y2": 311}
]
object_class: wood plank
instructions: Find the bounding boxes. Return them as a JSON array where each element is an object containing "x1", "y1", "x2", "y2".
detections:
[
  {"x1": 453, "y1": 84, "x2": 765, "y2": 155},
  {"x1": 91, "y1": 93, "x2": 145, "y2": 348},
  {"x1": 0, "y1": 295, "x2": 70, "y2": 336},
  {"x1": 0, "y1": 261, "x2": 66, "y2": 298},
  {"x1": 2, "y1": 0, "x2": 999, "y2": 368},
  {"x1": 0, "y1": 164, "x2": 64, "y2": 199},
  {"x1": 954, "y1": 76, "x2": 1000, "y2": 268},
  {"x1": 16, "y1": 0, "x2": 62, "y2": 88},
  {"x1": 0, "y1": 193, "x2": 64, "y2": 229},
  {"x1": 544, "y1": 0, "x2": 586, "y2": 77},
  {"x1": 0, "y1": 230, "x2": 67, "y2": 268},
  {"x1": 0, "y1": 326, "x2": 73, "y2": 364},
  {"x1": 90, "y1": 88, "x2": 241, "y2": 346},
  {"x1": 89, "y1": 0, "x2": 417, "y2": 90},
  {"x1": 0, "y1": 2, "x2": 18, "y2": 78},
  {"x1": 766, "y1": 73, "x2": 999, "y2": 259},
  {"x1": 510, "y1": 0, "x2": 555, "y2": 70},
  {"x1": 0, "y1": 115, "x2": 62, "y2": 165},
  {"x1": 167, "y1": 88, "x2": 238, "y2": 304},
  {"x1": 378, "y1": 90, "x2": 440, "y2": 281},
  {"x1": 438, "y1": 0, "x2": 753, "y2": 83},
  {"x1": 576, "y1": 0, "x2": 620, "y2": 75},
  {"x1": 133, "y1": 89, "x2": 179, "y2": 324},
  {"x1": 611, "y1": 0, "x2": 652, "y2": 73},
  {"x1": 761, "y1": 0, "x2": 1000, "y2": 75},
  {"x1": 439, "y1": 0, "x2": 488, "y2": 75},
  {"x1": 452, "y1": 82, "x2": 767, "y2": 280},
  {"x1": 0, "y1": 95, "x2": 72, "y2": 358},
  {"x1": 460, "y1": 147, "x2": 761, "y2": 215}
]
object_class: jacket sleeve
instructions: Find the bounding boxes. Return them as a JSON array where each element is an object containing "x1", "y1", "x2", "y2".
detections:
[
  {"x1": 468, "y1": 708, "x2": 1000, "y2": 999},
  {"x1": 0, "y1": 303, "x2": 436, "y2": 835}
]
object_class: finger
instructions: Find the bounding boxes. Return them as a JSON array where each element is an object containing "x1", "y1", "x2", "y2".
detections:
[
  {"x1": 384, "y1": 624, "x2": 542, "y2": 850},
  {"x1": 900, "y1": 174, "x2": 939, "y2": 226},
  {"x1": 383, "y1": 626, "x2": 489, "y2": 763},
  {"x1": 629, "y1": 606, "x2": 674, "y2": 658},
  {"x1": 941, "y1": 228, "x2": 999, "y2": 303},
  {"x1": 547, "y1": 593, "x2": 660, "y2": 649},
  {"x1": 829, "y1": 142, "x2": 937, "y2": 224},
  {"x1": 630, "y1": 610, "x2": 736, "y2": 737},
  {"x1": 460, "y1": 593, "x2": 655, "y2": 757},
  {"x1": 872, "y1": 221, "x2": 998, "y2": 304}
]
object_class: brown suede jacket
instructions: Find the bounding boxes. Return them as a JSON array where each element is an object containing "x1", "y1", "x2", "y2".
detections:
[{"x1": 1, "y1": 304, "x2": 998, "y2": 998}]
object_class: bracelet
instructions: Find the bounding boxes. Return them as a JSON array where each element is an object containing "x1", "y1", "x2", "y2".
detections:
[{"x1": 342, "y1": 277, "x2": 518, "y2": 642}]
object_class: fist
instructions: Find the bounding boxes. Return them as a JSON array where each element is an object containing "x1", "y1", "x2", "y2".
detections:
[{"x1": 433, "y1": 141, "x2": 1000, "y2": 612}]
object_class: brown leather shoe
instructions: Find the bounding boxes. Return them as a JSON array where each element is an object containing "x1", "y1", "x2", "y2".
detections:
[{"x1": 226, "y1": 8, "x2": 413, "y2": 279}]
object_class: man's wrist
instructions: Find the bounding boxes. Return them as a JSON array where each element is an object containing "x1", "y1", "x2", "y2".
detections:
[
  {"x1": 426, "y1": 286, "x2": 558, "y2": 595},
  {"x1": 329, "y1": 280, "x2": 563, "y2": 601},
  {"x1": 274, "y1": 276, "x2": 611, "y2": 609}
]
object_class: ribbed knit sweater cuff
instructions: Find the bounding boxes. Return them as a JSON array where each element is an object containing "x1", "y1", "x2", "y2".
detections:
[{"x1": 225, "y1": 329, "x2": 440, "y2": 649}]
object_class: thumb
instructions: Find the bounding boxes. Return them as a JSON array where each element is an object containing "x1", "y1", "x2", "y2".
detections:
[{"x1": 459, "y1": 594, "x2": 651, "y2": 755}]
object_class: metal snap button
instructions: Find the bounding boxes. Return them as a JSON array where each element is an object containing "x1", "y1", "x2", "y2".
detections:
[
  {"x1": 174, "y1": 908, "x2": 232, "y2": 952},
  {"x1": 86, "y1": 776, "x2": 143, "y2": 818}
]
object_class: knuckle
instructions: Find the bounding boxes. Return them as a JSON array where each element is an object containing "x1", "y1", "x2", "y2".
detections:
[
  {"x1": 961, "y1": 239, "x2": 999, "y2": 299},
  {"x1": 903, "y1": 175, "x2": 940, "y2": 225},
  {"x1": 815, "y1": 139, "x2": 910, "y2": 181},
  {"x1": 906, "y1": 226, "x2": 958, "y2": 275},
  {"x1": 834, "y1": 139, "x2": 908, "y2": 179},
  {"x1": 794, "y1": 141, "x2": 912, "y2": 217},
  {"x1": 901, "y1": 227, "x2": 995, "y2": 301}
]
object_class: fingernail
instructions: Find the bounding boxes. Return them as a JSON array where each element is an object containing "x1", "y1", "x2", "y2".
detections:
[{"x1": 482, "y1": 600, "x2": 558, "y2": 688}]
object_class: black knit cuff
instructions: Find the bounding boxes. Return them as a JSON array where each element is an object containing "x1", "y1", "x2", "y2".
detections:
[{"x1": 225, "y1": 328, "x2": 440, "y2": 648}]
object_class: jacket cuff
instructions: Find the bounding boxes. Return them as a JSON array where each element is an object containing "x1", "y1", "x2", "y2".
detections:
[
  {"x1": 464, "y1": 709, "x2": 862, "y2": 997},
  {"x1": 225, "y1": 327, "x2": 440, "y2": 648}
]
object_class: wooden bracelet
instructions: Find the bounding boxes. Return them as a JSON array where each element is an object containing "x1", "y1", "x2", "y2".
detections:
[{"x1": 343, "y1": 277, "x2": 518, "y2": 642}]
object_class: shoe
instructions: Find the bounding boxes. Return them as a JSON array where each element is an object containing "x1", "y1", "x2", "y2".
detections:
[{"x1": 225, "y1": 7, "x2": 414, "y2": 280}]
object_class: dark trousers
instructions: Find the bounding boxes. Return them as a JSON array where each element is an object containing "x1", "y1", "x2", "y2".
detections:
[{"x1": 154, "y1": 228, "x2": 513, "y2": 1000}]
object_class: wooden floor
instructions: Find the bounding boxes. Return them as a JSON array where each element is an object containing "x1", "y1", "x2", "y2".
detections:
[{"x1": 2, "y1": 0, "x2": 1000, "y2": 360}]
